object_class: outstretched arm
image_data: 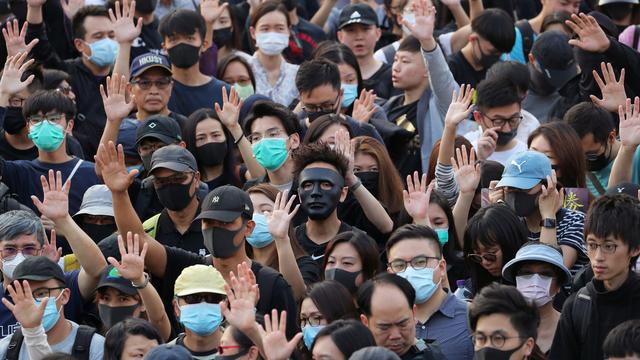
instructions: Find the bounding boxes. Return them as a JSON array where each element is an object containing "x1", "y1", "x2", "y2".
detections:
[
  {"x1": 99, "y1": 74, "x2": 136, "y2": 148},
  {"x1": 609, "y1": 97, "x2": 640, "y2": 188},
  {"x1": 451, "y1": 145, "x2": 480, "y2": 249},
  {"x1": 111, "y1": 0, "x2": 143, "y2": 78}
]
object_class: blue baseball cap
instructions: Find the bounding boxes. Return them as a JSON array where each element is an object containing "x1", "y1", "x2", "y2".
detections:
[
  {"x1": 496, "y1": 151, "x2": 552, "y2": 190},
  {"x1": 130, "y1": 53, "x2": 172, "y2": 80},
  {"x1": 502, "y1": 243, "x2": 572, "y2": 286}
]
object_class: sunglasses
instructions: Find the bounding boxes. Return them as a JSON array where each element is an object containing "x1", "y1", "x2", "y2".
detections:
[
  {"x1": 467, "y1": 253, "x2": 497, "y2": 264},
  {"x1": 180, "y1": 293, "x2": 224, "y2": 305}
]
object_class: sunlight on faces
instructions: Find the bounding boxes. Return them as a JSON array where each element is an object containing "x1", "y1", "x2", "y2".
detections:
[
  {"x1": 249, "y1": 116, "x2": 299, "y2": 151},
  {"x1": 391, "y1": 50, "x2": 427, "y2": 91},
  {"x1": 586, "y1": 234, "x2": 640, "y2": 283},
  {"x1": 317, "y1": 124, "x2": 350, "y2": 147},
  {"x1": 195, "y1": 118, "x2": 227, "y2": 147},
  {"x1": 163, "y1": 31, "x2": 205, "y2": 52},
  {"x1": 222, "y1": 61, "x2": 253, "y2": 87},
  {"x1": 517, "y1": 262, "x2": 561, "y2": 297},
  {"x1": 0, "y1": 234, "x2": 41, "y2": 274},
  {"x1": 474, "y1": 313, "x2": 534, "y2": 358},
  {"x1": 338, "y1": 63, "x2": 358, "y2": 86},
  {"x1": 74, "y1": 16, "x2": 115, "y2": 58},
  {"x1": 121, "y1": 335, "x2": 159, "y2": 360},
  {"x1": 337, "y1": 23, "x2": 381, "y2": 58},
  {"x1": 353, "y1": 153, "x2": 378, "y2": 172},
  {"x1": 312, "y1": 335, "x2": 345, "y2": 360},
  {"x1": 132, "y1": 68, "x2": 173, "y2": 114},
  {"x1": 326, "y1": 242, "x2": 364, "y2": 286},
  {"x1": 213, "y1": 7, "x2": 232, "y2": 30},
  {"x1": 250, "y1": 10, "x2": 290, "y2": 41}
]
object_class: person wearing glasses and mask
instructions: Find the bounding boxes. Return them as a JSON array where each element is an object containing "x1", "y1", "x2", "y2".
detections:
[{"x1": 386, "y1": 225, "x2": 473, "y2": 360}]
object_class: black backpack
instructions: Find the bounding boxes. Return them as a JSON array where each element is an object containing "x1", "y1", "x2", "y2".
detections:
[
  {"x1": 516, "y1": 20, "x2": 535, "y2": 60},
  {"x1": 5, "y1": 325, "x2": 96, "y2": 360}
]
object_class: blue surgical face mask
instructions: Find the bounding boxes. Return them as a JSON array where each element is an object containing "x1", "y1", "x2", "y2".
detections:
[
  {"x1": 303, "y1": 324, "x2": 325, "y2": 349},
  {"x1": 341, "y1": 83, "x2": 358, "y2": 108},
  {"x1": 397, "y1": 266, "x2": 441, "y2": 304},
  {"x1": 86, "y1": 38, "x2": 119, "y2": 67},
  {"x1": 179, "y1": 302, "x2": 222, "y2": 336},
  {"x1": 246, "y1": 213, "x2": 273, "y2": 248},
  {"x1": 402, "y1": 12, "x2": 416, "y2": 35},
  {"x1": 435, "y1": 228, "x2": 449, "y2": 246},
  {"x1": 35, "y1": 292, "x2": 64, "y2": 332},
  {"x1": 28, "y1": 120, "x2": 66, "y2": 152},
  {"x1": 252, "y1": 138, "x2": 288, "y2": 171}
]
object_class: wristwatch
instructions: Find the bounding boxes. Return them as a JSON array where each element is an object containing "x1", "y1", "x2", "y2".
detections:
[
  {"x1": 540, "y1": 218, "x2": 557, "y2": 229},
  {"x1": 132, "y1": 273, "x2": 150, "y2": 289}
]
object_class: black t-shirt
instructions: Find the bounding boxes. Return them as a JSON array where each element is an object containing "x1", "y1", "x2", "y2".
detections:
[
  {"x1": 296, "y1": 255, "x2": 322, "y2": 285},
  {"x1": 168, "y1": 78, "x2": 230, "y2": 117},
  {"x1": 131, "y1": 18, "x2": 162, "y2": 61},
  {"x1": 283, "y1": 18, "x2": 326, "y2": 65},
  {"x1": 295, "y1": 221, "x2": 354, "y2": 267},
  {"x1": 338, "y1": 194, "x2": 389, "y2": 248},
  {"x1": 363, "y1": 63, "x2": 398, "y2": 100},
  {"x1": 153, "y1": 208, "x2": 208, "y2": 256},
  {"x1": 447, "y1": 50, "x2": 486, "y2": 88},
  {"x1": 0, "y1": 130, "x2": 85, "y2": 161},
  {"x1": 383, "y1": 95, "x2": 421, "y2": 177},
  {"x1": 174, "y1": 333, "x2": 218, "y2": 358}
]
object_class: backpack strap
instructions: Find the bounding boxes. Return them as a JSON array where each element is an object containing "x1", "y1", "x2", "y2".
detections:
[
  {"x1": 571, "y1": 287, "x2": 592, "y2": 342},
  {"x1": 71, "y1": 325, "x2": 96, "y2": 360},
  {"x1": 586, "y1": 172, "x2": 606, "y2": 196},
  {"x1": 516, "y1": 20, "x2": 535, "y2": 59},
  {"x1": 142, "y1": 213, "x2": 162, "y2": 239},
  {"x1": 5, "y1": 327, "x2": 24, "y2": 360}
]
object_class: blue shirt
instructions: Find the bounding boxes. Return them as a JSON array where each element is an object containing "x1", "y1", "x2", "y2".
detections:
[
  {"x1": 586, "y1": 146, "x2": 640, "y2": 196},
  {"x1": 415, "y1": 291, "x2": 474, "y2": 360},
  {"x1": 168, "y1": 78, "x2": 231, "y2": 117},
  {"x1": 504, "y1": 26, "x2": 537, "y2": 64}
]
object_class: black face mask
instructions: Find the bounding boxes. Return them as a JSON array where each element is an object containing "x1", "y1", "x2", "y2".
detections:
[
  {"x1": 496, "y1": 130, "x2": 517, "y2": 146},
  {"x1": 141, "y1": 154, "x2": 153, "y2": 172},
  {"x1": 202, "y1": 220, "x2": 246, "y2": 258},
  {"x1": 195, "y1": 141, "x2": 227, "y2": 167},
  {"x1": 3, "y1": 107, "x2": 26, "y2": 135},
  {"x1": 167, "y1": 43, "x2": 201, "y2": 69},
  {"x1": 80, "y1": 222, "x2": 117, "y2": 243},
  {"x1": 355, "y1": 171, "x2": 379, "y2": 197},
  {"x1": 325, "y1": 268, "x2": 360, "y2": 294},
  {"x1": 135, "y1": 0, "x2": 157, "y2": 14},
  {"x1": 587, "y1": 145, "x2": 611, "y2": 172},
  {"x1": 476, "y1": 39, "x2": 501, "y2": 69},
  {"x1": 528, "y1": 63, "x2": 556, "y2": 96},
  {"x1": 156, "y1": 178, "x2": 195, "y2": 211},
  {"x1": 505, "y1": 190, "x2": 538, "y2": 217},
  {"x1": 213, "y1": 27, "x2": 233, "y2": 49},
  {"x1": 298, "y1": 168, "x2": 345, "y2": 220},
  {"x1": 473, "y1": 343, "x2": 524, "y2": 360},
  {"x1": 216, "y1": 349, "x2": 250, "y2": 360},
  {"x1": 98, "y1": 304, "x2": 139, "y2": 329}
]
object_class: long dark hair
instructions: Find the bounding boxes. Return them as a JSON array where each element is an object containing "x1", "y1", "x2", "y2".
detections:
[
  {"x1": 311, "y1": 319, "x2": 376, "y2": 356},
  {"x1": 305, "y1": 280, "x2": 358, "y2": 324},
  {"x1": 104, "y1": 318, "x2": 163, "y2": 360},
  {"x1": 302, "y1": 114, "x2": 353, "y2": 144},
  {"x1": 322, "y1": 231, "x2": 381, "y2": 281},
  {"x1": 217, "y1": 54, "x2": 257, "y2": 90},
  {"x1": 183, "y1": 108, "x2": 240, "y2": 187}
]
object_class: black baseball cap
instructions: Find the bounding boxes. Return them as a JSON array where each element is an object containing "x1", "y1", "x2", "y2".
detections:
[
  {"x1": 195, "y1": 186, "x2": 253, "y2": 222},
  {"x1": 130, "y1": 53, "x2": 172, "y2": 80},
  {"x1": 531, "y1": 31, "x2": 578, "y2": 89},
  {"x1": 13, "y1": 256, "x2": 66, "y2": 286},
  {"x1": 96, "y1": 265, "x2": 137, "y2": 295},
  {"x1": 338, "y1": 3, "x2": 378, "y2": 30},
  {"x1": 607, "y1": 181, "x2": 640, "y2": 198},
  {"x1": 149, "y1": 145, "x2": 198, "y2": 175},
  {"x1": 135, "y1": 115, "x2": 182, "y2": 147}
]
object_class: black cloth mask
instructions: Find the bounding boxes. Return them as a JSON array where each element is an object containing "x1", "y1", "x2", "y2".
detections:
[
  {"x1": 587, "y1": 145, "x2": 610, "y2": 172},
  {"x1": 496, "y1": 129, "x2": 517, "y2": 146},
  {"x1": 196, "y1": 141, "x2": 227, "y2": 167},
  {"x1": 476, "y1": 39, "x2": 501, "y2": 69},
  {"x1": 167, "y1": 43, "x2": 200, "y2": 68},
  {"x1": 141, "y1": 154, "x2": 153, "y2": 172},
  {"x1": 135, "y1": 0, "x2": 157, "y2": 14},
  {"x1": 213, "y1": 27, "x2": 233, "y2": 49},
  {"x1": 505, "y1": 190, "x2": 538, "y2": 217},
  {"x1": 325, "y1": 268, "x2": 360, "y2": 294},
  {"x1": 202, "y1": 220, "x2": 246, "y2": 258},
  {"x1": 473, "y1": 344, "x2": 524, "y2": 360},
  {"x1": 3, "y1": 107, "x2": 26, "y2": 135},
  {"x1": 98, "y1": 304, "x2": 138, "y2": 329},
  {"x1": 298, "y1": 168, "x2": 345, "y2": 220},
  {"x1": 355, "y1": 171, "x2": 379, "y2": 198},
  {"x1": 80, "y1": 223, "x2": 117, "y2": 243},
  {"x1": 155, "y1": 178, "x2": 195, "y2": 211}
]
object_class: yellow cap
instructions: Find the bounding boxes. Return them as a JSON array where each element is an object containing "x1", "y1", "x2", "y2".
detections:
[{"x1": 174, "y1": 265, "x2": 226, "y2": 297}]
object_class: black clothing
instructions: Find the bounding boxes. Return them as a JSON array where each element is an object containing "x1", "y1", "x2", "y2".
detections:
[
  {"x1": 296, "y1": 255, "x2": 322, "y2": 285},
  {"x1": 363, "y1": 62, "x2": 397, "y2": 100},
  {"x1": 295, "y1": 221, "x2": 355, "y2": 268},
  {"x1": 382, "y1": 95, "x2": 421, "y2": 178},
  {"x1": 152, "y1": 208, "x2": 208, "y2": 256},
  {"x1": 131, "y1": 18, "x2": 163, "y2": 61},
  {"x1": 0, "y1": 130, "x2": 84, "y2": 161},
  {"x1": 283, "y1": 18, "x2": 326, "y2": 65},
  {"x1": 447, "y1": 50, "x2": 486, "y2": 88}
]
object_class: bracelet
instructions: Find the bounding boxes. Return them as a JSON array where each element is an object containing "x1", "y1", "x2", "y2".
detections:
[
  {"x1": 349, "y1": 179, "x2": 362, "y2": 192},
  {"x1": 234, "y1": 135, "x2": 244, "y2": 145},
  {"x1": 132, "y1": 273, "x2": 150, "y2": 289}
]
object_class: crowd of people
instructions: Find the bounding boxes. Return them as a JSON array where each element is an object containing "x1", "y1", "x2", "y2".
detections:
[{"x1": 0, "y1": 0, "x2": 638, "y2": 358}]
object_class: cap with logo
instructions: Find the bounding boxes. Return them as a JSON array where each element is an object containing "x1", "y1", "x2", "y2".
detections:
[
  {"x1": 496, "y1": 151, "x2": 552, "y2": 190},
  {"x1": 96, "y1": 265, "x2": 137, "y2": 295},
  {"x1": 195, "y1": 185, "x2": 253, "y2": 222},
  {"x1": 130, "y1": 53, "x2": 172, "y2": 80},
  {"x1": 145, "y1": 345, "x2": 192, "y2": 360},
  {"x1": 149, "y1": 144, "x2": 198, "y2": 175},
  {"x1": 338, "y1": 3, "x2": 378, "y2": 29},
  {"x1": 73, "y1": 185, "x2": 114, "y2": 218},
  {"x1": 531, "y1": 31, "x2": 578, "y2": 89},
  {"x1": 606, "y1": 181, "x2": 640, "y2": 197},
  {"x1": 13, "y1": 256, "x2": 66, "y2": 286},
  {"x1": 174, "y1": 264, "x2": 226, "y2": 296},
  {"x1": 502, "y1": 242, "x2": 572, "y2": 286},
  {"x1": 135, "y1": 115, "x2": 182, "y2": 147}
]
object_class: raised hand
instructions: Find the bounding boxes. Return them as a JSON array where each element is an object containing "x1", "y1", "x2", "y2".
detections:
[
  {"x1": 565, "y1": 13, "x2": 610, "y2": 53},
  {"x1": 2, "y1": 280, "x2": 48, "y2": 329},
  {"x1": 3, "y1": 20, "x2": 39, "y2": 58},
  {"x1": 488, "y1": 180, "x2": 503, "y2": 204},
  {"x1": 445, "y1": 85, "x2": 474, "y2": 129},
  {"x1": 404, "y1": 0, "x2": 436, "y2": 49},
  {"x1": 0, "y1": 52, "x2": 35, "y2": 97},
  {"x1": 60, "y1": 0, "x2": 85, "y2": 20},
  {"x1": 352, "y1": 89, "x2": 376, "y2": 124},
  {"x1": 109, "y1": 0, "x2": 143, "y2": 44},
  {"x1": 539, "y1": 170, "x2": 563, "y2": 218},
  {"x1": 108, "y1": 232, "x2": 147, "y2": 283},
  {"x1": 42, "y1": 229, "x2": 62, "y2": 264},
  {"x1": 215, "y1": 86, "x2": 243, "y2": 133},
  {"x1": 220, "y1": 262, "x2": 260, "y2": 333},
  {"x1": 31, "y1": 170, "x2": 70, "y2": 222},
  {"x1": 452, "y1": 145, "x2": 480, "y2": 194},
  {"x1": 266, "y1": 190, "x2": 299, "y2": 241},
  {"x1": 591, "y1": 62, "x2": 626, "y2": 112},
  {"x1": 403, "y1": 171, "x2": 433, "y2": 226},
  {"x1": 259, "y1": 310, "x2": 302, "y2": 360},
  {"x1": 619, "y1": 97, "x2": 640, "y2": 147},
  {"x1": 200, "y1": 0, "x2": 228, "y2": 24},
  {"x1": 100, "y1": 74, "x2": 135, "y2": 123},
  {"x1": 94, "y1": 141, "x2": 139, "y2": 193},
  {"x1": 476, "y1": 127, "x2": 499, "y2": 160}
]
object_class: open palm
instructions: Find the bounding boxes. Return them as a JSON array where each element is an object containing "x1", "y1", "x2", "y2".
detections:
[
  {"x1": 445, "y1": 85, "x2": 474, "y2": 128},
  {"x1": 108, "y1": 232, "x2": 147, "y2": 281},
  {"x1": 215, "y1": 87, "x2": 242, "y2": 130},
  {"x1": 266, "y1": 190, "x2": 299, "y2": 241},
  {"x1": 200, "y1": 0, "x2": 228, "y2": 24},
  {"x1": 259, "y1": 310, "x2": 302, "y2": 360},
  {"x1": 101, "y1": 74, "x2": 135, "y2": 122},
  {"x1": 110, "y1": 0, "x2": 143, "y2": 43},
  {"x1": 404, "y1": 0, "x2": 435, "y2": 42},
  {"x1": 95, "y1": 142, "x2": 139, "y2": 193},
  {"x1": 31, "y1": 170, "x2": 69, "y2": 221},
  {"x1": 619, "y1": 97, "x2": 640, "y2": 147},
  {"x1": 452, "y1": 145, "x2": 480, "y2": 194},
  {"x1": 2, "y1": 281, "x2": 47, "y2": 329},
  {"x1": 591, "y1": 62, "x2": 626, "y2": 113},
  {"x1": 403, "y1": 171, "x2": 432, "y2": 224},
  {"x1": 0, "y1": 53, "x2": 35, "y2": 96}
]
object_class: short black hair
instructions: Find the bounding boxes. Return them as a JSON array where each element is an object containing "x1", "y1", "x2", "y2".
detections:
[
  {"x1": 243, "y1": 100, "x2": 302, "y2": 136},
  {"x1": 20, "y1": 65, "x2": 43, "y2": 94},
  {"x1": 159, "y1": 9, "x2": 207, "y2": 42},
  {"x1": 42, "y1": 69, "x2": 70, "y2": 91},
  {"x1": 323, "y1": 231, "x2": 380, "y2": 282},
  {"x1": 386, "y1": 224, "x2": 441, "y2": 259},
  {"x1": 564, "y1": 102, "x2": 615, "y2": 144},
  {"x1": 306, "y1": 280, "x2": 358, "y2": 323},
  {"x1": 312, "y1": 320, "x2": 376, "y2": 356},
  {"x1": 469, "y1": 283, "x2": 539, "y2": 340},
  {"x1": 585, "y1": 194, "x2": 640, "y2": 262},
  {"x1": 23, "y1": 90, "x2": 76, "y2": 121},
  {"x1": 397, "y1": 35, "x2": 421, "y2": 53},
  {"x1": 357, "y1": 272, "x2": 415, "y2": 317},
  {"x1": 104, "y1": 318, "x2": 164, "y2": 360},
  {"x1": 603, "y1": 319, "x2": 640, "y2": 358},
  {"x1": 485, "y1": 61, "x2": 529, "y2": 97},
  {"x1": 72, "y1": 5, "x2": 110, "y2": 40},
  {"x1": 475, "y1": 77, "x2": 521, "y2": 112},
  {"x1": 302, "y1": 114, "x2": 353, "y2": 144},
  {"x1": 296, "y1": 58, "x2": 341, "y2": 95},
  {"x1": 292, "y1": 142, "x2": 349, "y2": 179},
  {"x1": 471, "y1": 8, "x2": 516, "y2": 53}
]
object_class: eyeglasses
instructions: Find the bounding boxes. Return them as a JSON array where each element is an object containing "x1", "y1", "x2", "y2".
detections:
[
  {"x1": 9, "y1": 97, "x2": 26, "y2": 107},
  {"x1": 302, "y1": 96, "x2": 340, "y2": 113},
  {"x1": 131, "y1": 78, "x2": 172, "y2": 90},
  {"x1": 56, "y1": 85, "x2": 73, "y2": 96},
  {"x1": 467, "y1": 253, "x2": 497, "y2": 264},
  {"x1": 472, "y1": 332, "x2": 524, "y2": 349},
  {"x1": 217, "y1": 345, "x2": 244, "y2": 355},
  {"x1": 388, "y1": 255, "x2": 441, "y2": 273},
  {"x1": 300, "y1": 314, "x2": 324, "y2": 327},
  {"x1": 248, "y1": 128, "x2": 286, "y2": 144},
  {"x1": 1, "y1": 245, "x2": 41, "y2": 260},
  {"x1": 480, "y1": 113, "x2": 522, "y2": 128},
  {"x1": 27, "y1": 113, "x2": 65, "y2": 126},
  {"x1": 151, "y1": 173, "x2": 193, "y2": 187},
  {"x1": 31, "y1": 287, "x2": 65, "y2": 301},
  {"x1": 586, "y1": 242, "x2": 618, "y2": 255},
  {"x1": 179, "y1": 293, "x2": 224, "y2": 305}
]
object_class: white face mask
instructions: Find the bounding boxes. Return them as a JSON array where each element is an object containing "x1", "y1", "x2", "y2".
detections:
[
  {"x1": 516, "y1": 273, "x2": 553, "y2": 307},
  {"x1": 2, "y1": 253, "x2": 26, "y2": 280},
  {"x1": 256, "y1": 32, "x2": 290, "y2": 56}
]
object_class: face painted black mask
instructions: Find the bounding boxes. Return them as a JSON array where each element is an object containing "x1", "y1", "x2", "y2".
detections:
[
  {"x1": 325, "y1": 268, "x2": 360, "y2": 294},
  {"x1": 167, "y1": 43, "x2": 201, "y2": 69},
  {"x1": 196, "y1": 141, "x2": 227, "y2": 167},
  {"x1": 3, "y1": 107, "x2": 26, "y2": 135},
  {"x1": 202, "y1": 220, "x2": 246, "y2": 258},
  {"x1": 80, "y1": 222, "x2": 117, "y2": 243},
  {"x1": 355, "y1": 171, "x2": 379, "y2": 198},
  {"x1": 98, "y1": 304, "x2": 139, "y2": 329},
  {"x1": 213, "y1": 27, "x2": 233, "y2": 49},
  {"x1": 505, "y1": 190, "x2": 538, "y2": 217},
  {"x1": 156, "y1": 178, "x2": 195, "y2": 211},
  {"x1": 298, "y1": 168, "x2": 345, "y2": 220}
]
